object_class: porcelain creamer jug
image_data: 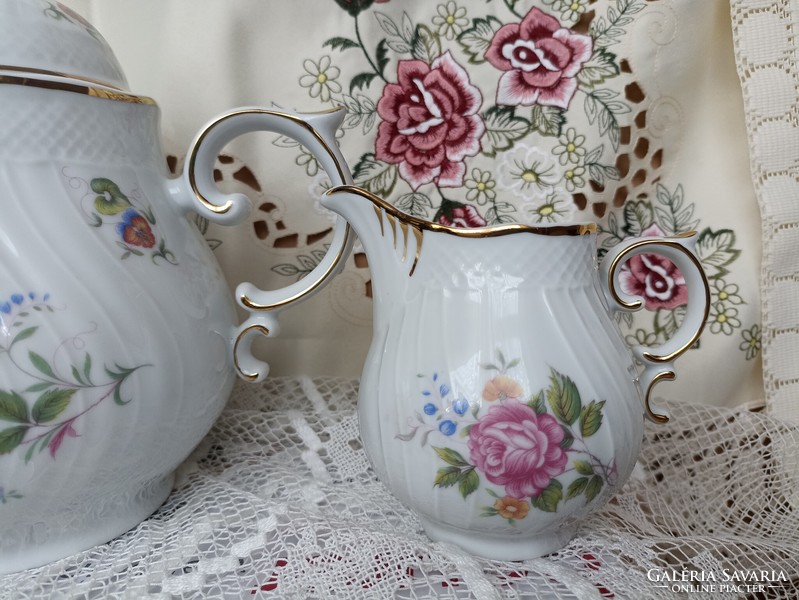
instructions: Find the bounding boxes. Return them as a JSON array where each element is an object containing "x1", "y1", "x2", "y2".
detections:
[
  {"x1": 0, "y1": 0, "x2": 353, "y2": 573},
  {"x1": 238, "y1": 109, "x2": 711, "y2": 560}
]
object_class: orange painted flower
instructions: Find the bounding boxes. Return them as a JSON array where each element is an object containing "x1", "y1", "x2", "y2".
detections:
[
  {"x1": 494, "y1": 496, "x2": 530, "y2": 520},
  {"x1": 482, "y1": 374, "x2": 523, "y2": 402}
]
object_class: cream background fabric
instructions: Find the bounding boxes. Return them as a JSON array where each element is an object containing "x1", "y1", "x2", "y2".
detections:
[{"x1": 60, "y1": 0, "x2": 764, "y2": 411}]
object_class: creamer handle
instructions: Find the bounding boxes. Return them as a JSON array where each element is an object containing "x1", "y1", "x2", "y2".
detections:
[
  {"x1": 173, "y1": 107, "x2": 354, "y2": 382},
  {"x1": 600, "y1": 233, "x2": 710, "y2": 423}
]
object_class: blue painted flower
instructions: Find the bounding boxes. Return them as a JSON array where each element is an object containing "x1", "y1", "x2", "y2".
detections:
[
  {"x1": 439, "y1": 420, "x2": 457, "y2": 436},
  {"x1": 452, "y1": 397, "x2": 469, "y2": 415},
  {"x1": 439, "y1": 384, "x2": 450, "y2": 397},
  {"x1": 0, "y1": 302, "x2": 11, "y2": 314},
  {"x1": 424, "y1": 403, "x2": 438, "y2": 415},
  {"x1": 10, "y1": 294, "x2": 23, "y2": 305}
]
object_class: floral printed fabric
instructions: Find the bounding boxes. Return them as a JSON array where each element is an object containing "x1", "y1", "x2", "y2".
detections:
[{"x1": 79, "y1": 0, "x2": 764, "y2": 406}]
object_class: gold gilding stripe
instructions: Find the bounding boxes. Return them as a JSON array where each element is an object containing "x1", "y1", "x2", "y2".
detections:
[
  {"x1": 409, "y1": 227, "x2": 424, "y2": 277},
  {"x1": 328, "y1": 185, "x2": 597, "y2": 237},
  {"x1": 399, "y1": 221, "x2": 410, "y2": 262},
  {"x1": 644, "y1": 371, "x2": 674, "y2": 424},
  {"x1": 0, "y1": 74, "x2": 155, "y2": 105},
  {"x1": 232, "y1": 324, "x2": 270, "y2": 381},
  {"x1": 0, "y1": 64, "x2": 126, "y2": 90},
  {"x1": 606, "y1": 235, "x2": 710, "y2": 363}
]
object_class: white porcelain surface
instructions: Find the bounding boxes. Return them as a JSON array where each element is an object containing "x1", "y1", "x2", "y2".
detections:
[{"x1": 0, "y1": 0, "x2": 126, "y2": 87}]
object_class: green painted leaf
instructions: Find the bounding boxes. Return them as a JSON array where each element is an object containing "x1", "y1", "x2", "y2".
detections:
[
  {"x1": 695, "y1": 228, "x2": 741, "y2": 279},
  {"x1": 547, "y1": 369, "x2": 582, "y2": 426},
  {"x1": 481, "y1": 106, "x2": 531, "y2": 157},
  {"x1": 528, "y1": 390, "x2": 547, "y2": 415},
  {"x1": 560, "y1": 428, "x2": 574, "y2": 449},
  {"x1": 574, "y1": 460, "x2": 594, "y2": 476},
  {"x1": 0, "y1": 425, "x2": 27, "y2": 454},
  {"x1": 485, "y1": 488, "x2": 500, "y2": 498},
  {"x1": 25, "y1": 382, "x2": 54, "y2": 393},
  {"x1": 29, "y1": 351, "x2": 56, "y2": 379},
  {"x1": 32, "y1": 388, "x2": 76, "y2": 423},
  {"x1": 580, "y1": 400, "x2": 606, "y2": 438},
  {"x1": 577, "y1": 48, "x2": 620, "y2": 88},
  {"x1": 530, "y1": 104, "x2": 566, "y2": 137},
  {"x1": 622, "y1": 200, "x2": 654, "y2": 236},
  {"x1": 11, "y1": 327, "x2": 37, "y2": 347},
  {"x1": 432, "y1": 446, "x2": 470, "y2": 467},
  {"x1": 411, "y1": 24, "x2": 441, "y2": 63},
  {"x1": 0, "y1": 391, "x2": 29, "y2": 423},
  {"x1": 434, "y1": 466, "x2": 462, "y2": 488},
  {"x1": 531, "y1": 479, "x2": 563, "y2": 513},
  {"x1": 91, "y1": 178, "x2": 131, "y2": 216},
  {"x1": 323, "y1": 36, "x2": 360, "y2": 51},
  {"x1": 480, "y1": 506, "x2": 500, "y2": 517},
  {"x1": 83, "y1": 353, "x2": 93, "y2": 384},
  {"x1": 459, "y1": 468, "x2": 480, "y2": 498},
  {"x1": 352, "y1": 153, "x2": 398, "y2": 197},
  {"x1": 567, "y1": 477, "x2": 589, "y2": 499},
  {"x1": 457, "y1": 16, "x2": 502, "y2": 64},
  {"x1": 585, "y1": 475, "x2": 604, "y2": 503}
]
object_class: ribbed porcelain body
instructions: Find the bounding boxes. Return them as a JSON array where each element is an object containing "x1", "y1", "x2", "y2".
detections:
[
  {"x1": 346, "y1": 209, "x2": 644, "y2": 559},
  {"x1": 0, "y1": 83, "x2": 236, "y2": 573}
]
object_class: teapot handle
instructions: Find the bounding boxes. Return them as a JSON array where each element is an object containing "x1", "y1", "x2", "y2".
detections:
[
  {"x1": 599, "y1": 232, "x2": 710, "y2": 423},
  {"x1": 175, "y1": 107, "x2": 354, "y2": 382}
]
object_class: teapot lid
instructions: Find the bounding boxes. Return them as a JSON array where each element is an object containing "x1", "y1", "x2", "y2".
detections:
[{"x1": 0, "y1": 0, "x2": 128, "y2": 90}]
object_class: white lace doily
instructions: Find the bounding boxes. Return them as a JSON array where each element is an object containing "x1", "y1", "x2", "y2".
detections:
[{"x1": 2, "y1": 376, "x2": 797, "y2": 599}]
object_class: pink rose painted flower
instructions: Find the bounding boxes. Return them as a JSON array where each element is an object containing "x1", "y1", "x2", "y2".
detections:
[
  {"x1": 485, "y1": 7, "x2": 592, "y2": 109},
  {"x1": 619, "y1": 224, "x2": 688, "y2": 310},
  {"x1": 376, "y1": 51, "x2": 484, "y2": 190},
  {"x1": 467, "y1": 400, "x2": 568, "y2": 498},
  {"x1": 435, "y1": 201, "x2": 487, "y2": 228}
]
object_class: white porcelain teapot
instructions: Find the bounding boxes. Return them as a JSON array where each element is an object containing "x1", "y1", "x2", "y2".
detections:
[{"x1": 0, "y1": 0, "x2": 353, "y2": 573}]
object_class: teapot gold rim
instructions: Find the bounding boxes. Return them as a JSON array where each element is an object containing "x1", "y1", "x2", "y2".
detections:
[{"x1": 0, "y1": 67, "x2": 155, "y2": 105}]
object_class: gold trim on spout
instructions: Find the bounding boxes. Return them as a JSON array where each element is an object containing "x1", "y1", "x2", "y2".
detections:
[{"x1": 326, "y1": 185, "x2": 597, "y2": 237}]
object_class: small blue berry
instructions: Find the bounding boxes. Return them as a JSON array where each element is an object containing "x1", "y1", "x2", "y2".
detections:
[
  {"x1": 452, "y1": 398, "x2": 469, "y2": 416},
  {"x1": 423, "y1": 403, "x2": 437, "y2": 416},
  {"x1": 439, "y1": 384, "x2": 450, "y2": 397},
  {"x1": 10, "y1": 294, "x2": 23, "y2": 305},
  {"x1": 439, "y1": 420, "x2": 457, "y2": 436},
  {"x1": 0, "y1": 303, "x2": 11, "y2": 314}
]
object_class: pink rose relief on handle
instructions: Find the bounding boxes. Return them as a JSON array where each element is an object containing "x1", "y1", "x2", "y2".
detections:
[
  {"x1": 467, "y1": 400, "x2": 568, "y2": 498},
  {"x1": 485, "y1": 7, "x2": 592, "y2": 109},
  {"x1": 619, "y1": 223, "x2": 688, "y2": 310},
  {"x1": 375, "y1": 51, "x2": 485, "y2": 190}
]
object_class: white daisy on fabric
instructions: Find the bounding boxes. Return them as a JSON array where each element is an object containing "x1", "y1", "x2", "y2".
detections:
[
  {"x1": 433, "y1": 1, "x2": 469, "y2": 40},
  {"x1": 497, "y1": 145, "x2": 562, "y2": 200},
  {"x1": 299, "y1": 56, "x2": 342, "y2": 102},
  {"x1": 521, "y1": 189, "x2": 576, "y2": 224}
]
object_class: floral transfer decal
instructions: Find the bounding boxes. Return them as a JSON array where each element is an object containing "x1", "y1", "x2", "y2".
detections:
[
  {"x1": 68, "y1": 175, "x2": 178, "y2": 265},
  {"x1": 0, "y1": 293, "x2": 148, "y2": 462},
  {"x1": 397, "y1": 351, "x2": 614, "y2": 523}
]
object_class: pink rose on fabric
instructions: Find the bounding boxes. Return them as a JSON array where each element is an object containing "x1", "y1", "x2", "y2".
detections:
[
  {"x1": 467, "y1": 400, "x2": 568, "y2": 498},
  {"x1": 435, "y1": 201, "x2": 487, "y2": 228},
  {"x1": 485, "y1": 7, "x2": 592, "y2": 109},
  {"x1": 619, "y1": 224, "x2": 688, "y2": 310},
  {"x1": 376, "y1": 51, "x2": 485, "y2": 190}
]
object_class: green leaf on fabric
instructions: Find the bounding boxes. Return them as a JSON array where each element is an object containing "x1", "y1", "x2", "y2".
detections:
[
  {"x1": 352, "y1": 153, "x2": 398, "y2": 197},
  {"x1": 457, "y1": 16, "x2": 502, "y2": 64},
  {"x1": 481, "y1": 106, "x2": 531, "y2": 157}
]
